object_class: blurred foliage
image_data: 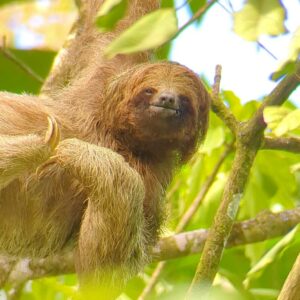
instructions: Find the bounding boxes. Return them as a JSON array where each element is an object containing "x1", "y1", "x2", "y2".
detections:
[
  {"x1": 96, "y1": 0, "x2": 128, "y2": 31},
  {"x1": 233, "y1": 0, "x2": 287, "y2": 41},
  {"x1": 0, "y1": 0, "x2": 76, "y2": 51},
  {"x1": 0, "y1": 49, "x2": 55, "y2": 93},
  {"x1": 0, "y1": 0, "x2": 300, "y2": 299}
]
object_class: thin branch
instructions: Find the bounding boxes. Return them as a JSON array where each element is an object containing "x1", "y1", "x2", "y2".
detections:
[
  {"x1": 0, "y1": 36, "x2": 44, "y2": 84},
  {"x1": 176, "y1": 143, "x2": 233, "y2": 232},
  {"x1": 212, "y1": 64, "x2": 222, "y2": 99},
  {"x1": 210, "y1": 65, "x2": 239, "y2": 135},
  {"x1": 263, "y1": 136, "x2": 300, "y2": 153},
  {"x1": 278, "y1": 252, "x2": 300, "y2": 300},
  {"x1": 138, "y1": 261, "x2": 166, "y2": 300},
  {"x1": 138, "y1": 144, "x2": 233, "y2": 300},
  {"x1": 178, "y1": 0, "x2": 218, "y2": 33},
  {"x1": 1, "y1": 208, "x2": 299, "y2": 288}
]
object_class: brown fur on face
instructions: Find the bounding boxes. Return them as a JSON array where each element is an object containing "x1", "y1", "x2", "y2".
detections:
[
  {"x1": 0, "y1": 0, "x2": 210, "y2": 295},
  {"x1": 105, "y1": 62, "x2": 209, "y2": 162}
]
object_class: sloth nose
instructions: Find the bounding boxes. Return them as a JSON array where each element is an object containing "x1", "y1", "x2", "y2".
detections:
[
  {"x1": 158, "y1": 92, "x2": 179, "y2": 109},
  {"x1": 160, "y1": 92, "x2": 175, "y2": 104}
]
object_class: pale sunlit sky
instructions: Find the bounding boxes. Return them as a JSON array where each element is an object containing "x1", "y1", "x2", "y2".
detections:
[
  {"x1": 171, "y1": 0, "x2": 300, "y2": 104},
  {"x1": 8, "y1": 0, "x2": 300, "y2": 104}
]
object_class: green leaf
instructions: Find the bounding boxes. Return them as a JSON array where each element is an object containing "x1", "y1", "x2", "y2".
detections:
[
  {"x1": 104, "y1": 8, "x2": 178, "y2": 58},
  {"x1": 291, "y1": 163, "x2": 300, "y2": 173},
  {"x1": 200, "y1": 126, "x2": 225, "y2": 154},
  {"x1": 223, "y1": 90, "x2": 242, "y2": 117},
  {"x1": 161, "y1": 0, "x2": 175, "y2": 8},
  {"x1": 274, "y1": 109, "x2": 300, "y2": 136},
  {"x1": 96, "y1": 0, "x2": 127, "y2": 31},
  {"x1": 244, "y1": 224, "x2": 300, "y2": 287},
  {"x1": 271, "y1": 60, "x2": 297, "y2": 81},
  {"x1": 188, "y1": 0, "x2": 206, "y2": 25},
  {"x1": 263, "y1": 106, "x2": 291, "y2": 131},
  {"x1": 97, "y1": 0, "x2": 123, "y2": 15},
  {"x1": 233, "y1": 0, "x2": 286, "y2": 41},
  {"x1": 0, "y1": 49, "x2": 55, "y2": 94},
  {"x1": 155, "y1": 42, "x2": 172, "y2": 60},
  {"x1": 271, "y1": 27, "x2": 300, "y2": 81}
]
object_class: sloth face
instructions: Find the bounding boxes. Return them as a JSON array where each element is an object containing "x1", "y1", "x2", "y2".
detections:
[
  {"x1": 111, "y1": 62, "x2": 210, "y2": 159},
  {"x1": 130, "y1": 86, "x2": 195, "y2": 137}
]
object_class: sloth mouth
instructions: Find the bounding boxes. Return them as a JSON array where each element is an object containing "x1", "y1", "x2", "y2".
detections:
[{"x1": 149, "y1": 105, "x2": 181, "y2": 116}]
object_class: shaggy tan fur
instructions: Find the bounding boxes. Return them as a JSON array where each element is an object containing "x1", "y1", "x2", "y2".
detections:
[{"x1": 0, "y1": 0, "x2": 210, "y2": 294}]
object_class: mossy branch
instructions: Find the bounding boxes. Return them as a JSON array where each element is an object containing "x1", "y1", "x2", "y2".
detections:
[
  {"x1": 187, "y1": 61, "x2": 300, "y2": 297},
  {"x1": 0, "y1": 208, "x2": 299, "y2": 288},
  {"x1": 263, "y1": 136, "x2": 300, "y2": 153}
]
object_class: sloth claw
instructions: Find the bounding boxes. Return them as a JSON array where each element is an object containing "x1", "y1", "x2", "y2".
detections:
[
  {"x1": 44, "y1": 116, "x2": 60, "y2": 151},
  {"x1": 36, "y1": 116, "x2": 60, "y2": 178}
]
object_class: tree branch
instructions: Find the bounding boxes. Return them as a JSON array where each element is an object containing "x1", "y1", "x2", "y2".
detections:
[
  {"x1": 262, "y1": 136, "x2": 300, "y2": 153},
  {"x1": 187, "y1": 60, "x2": 300, "y2": 297},
  {"x1": 278, "y1": 252, "x2": 300, "y2": 300},
  {"x1": 1, "y1": 208, "x2": 299, "y2": 288}
]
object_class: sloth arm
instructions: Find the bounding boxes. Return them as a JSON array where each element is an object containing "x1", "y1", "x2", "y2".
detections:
[
  {"x1": 0, "y1": 93, "x2": 59, "y2": 190},
  {"x1": 52, "y1": 139, "x2": 146, "y2": 282}
]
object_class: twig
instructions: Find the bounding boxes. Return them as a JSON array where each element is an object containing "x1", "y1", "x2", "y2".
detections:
[
  {"x1": 138, "y1": 261, "x2": 167, "y2": 300},
  {"x1": 210, "y1": 65, "x2": 239, "y2": 135},
  {"x1": 0, "y1": 36, "x2": 44, "y2": 84},
  {"x1": 138, "y1": 144, "x2": 233, "y2": 300},
  {"x1": 176, "y1": 144, "x2": 233, "y2": 232},
  {"x1": 278, "y1": 252, "x2": 300, "y2": 300},
  {"x1": 212, "y1": 65, "x2": 222, "y2": 99},
  {"x1": 263, "y1": 136, "x2": 300, "y2": 153},
  {"x1": 1, "y1": 208, "x2": 300, "y2": 287},
  {"x1": 186, "y1": 60, "x2": 300, "y2": 298},
  {"x1": 177, "y1": 0, "x2": 218, "y2": 35}
]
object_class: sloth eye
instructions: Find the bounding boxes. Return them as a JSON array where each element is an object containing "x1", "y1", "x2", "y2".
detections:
[{"x1": 143, "y1": 88, "x2": 155, "y2": 95}]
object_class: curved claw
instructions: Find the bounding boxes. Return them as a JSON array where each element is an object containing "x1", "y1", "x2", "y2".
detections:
[{"x1": 44, "y1": 116, "x2": 60, "y2": 151}]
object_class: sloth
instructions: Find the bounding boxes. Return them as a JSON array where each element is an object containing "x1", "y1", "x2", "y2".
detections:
[{"x1": 0, "y1": 0, "x2": 210, "y2": 295}]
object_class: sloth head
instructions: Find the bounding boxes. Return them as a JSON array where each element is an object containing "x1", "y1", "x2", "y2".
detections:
[{"x1": 105, "y1": 62, "x2": 210, "y2": 161}]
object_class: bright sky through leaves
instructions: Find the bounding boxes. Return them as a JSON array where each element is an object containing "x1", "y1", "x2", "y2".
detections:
[{"x1": 171, "y1": 0, "x2": 300, "y2": 104}]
